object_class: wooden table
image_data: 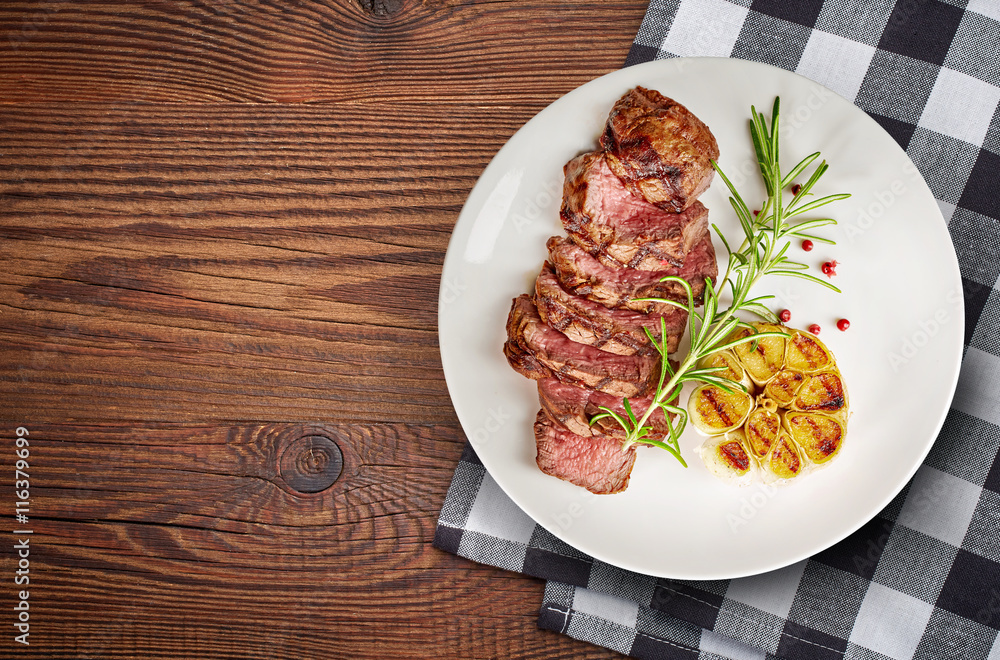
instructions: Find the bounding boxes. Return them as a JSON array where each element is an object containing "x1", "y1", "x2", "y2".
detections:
[{"x1": 1, "y1": 1, "x2": 646, "y2": 657}]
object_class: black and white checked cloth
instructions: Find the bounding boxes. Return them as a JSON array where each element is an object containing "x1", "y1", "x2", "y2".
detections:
[{"x1": 435, "y1": 1, "x2": 1000, "y2": 658}]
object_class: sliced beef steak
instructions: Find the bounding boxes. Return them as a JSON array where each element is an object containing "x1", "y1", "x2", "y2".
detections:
[
  {"x1": 534, "y1": 262, "x2": 685, "y2": 356},
  {"x1": 601, "y1": 87, "x2": 719, "y2": 213},
  {"x1": 546, "y1": 234, "x2": 717, "y2": 314},
  {"x1": 537, "y1": 377, "x2": 674, "y2": 440},
  {"x1": 561, "y1": 151, "x2": 708, "y2": 268},
  {"x1": 503, "y1": 294, "x2": 657, "y2": 398},
  {"x1": 533, "y1": 410, "x2": 636, "y2": 494}
]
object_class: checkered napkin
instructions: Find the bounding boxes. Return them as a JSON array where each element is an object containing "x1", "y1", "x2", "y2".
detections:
[{"x1": 435, "y1": 1, "x2": 1000, "y2": 658}]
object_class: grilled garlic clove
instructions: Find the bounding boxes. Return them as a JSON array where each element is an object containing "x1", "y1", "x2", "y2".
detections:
[
  {"x1": 730, "y1": 323, "x2": 788, "y2": 386},
  {"x1": 761, "y1": 431, "x2": 804, "y2": 482},
  {"x1": 763, "y1": 370, "x2": 805, "y2": 408},
  {"x1": 688, "y1": 384, "x2": 754, "y2": 435},
  {"x1": 698, "y1": 349, "x2": 754, "y2": 393},
  {"x1": 784, "y1": 330, "x2": 835, "y2": 374},
  {"x1": 792, "y1": 370, "x2": 848, "y2": 415},
  {"x1": 744, "y1": 402, "x2": 780, "y2": 459},
  {"x1": 784, "y1": 411, "x2": 846, "y2": 464},
  {"x1": 698, "y1": 430, "x2": 755, "y2": 485}
]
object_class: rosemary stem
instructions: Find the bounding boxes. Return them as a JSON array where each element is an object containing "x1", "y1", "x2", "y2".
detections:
[
  {"x1": 626, "y1": 227, "x2": 777, "y2": 448},
  {"x1": 629, "y1": 354, "x2": 690, "y2": 444},
  {"x1": 592, "y1": 97, "x2": 849, "y2": 467}
]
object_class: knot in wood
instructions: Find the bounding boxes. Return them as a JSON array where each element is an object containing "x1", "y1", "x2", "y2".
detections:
[
  {"x1": 357, "y1": 0, "x2": 404, "y2": 16},
  {"x1": 279, "y1": 435, "x2": 343, "y2": 494}
]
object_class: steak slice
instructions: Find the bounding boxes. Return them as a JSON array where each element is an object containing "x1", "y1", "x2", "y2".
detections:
[
  {"x1": 601, "y1": 87, "x2": 720, "y2": 213},
  {"x1": 503, "y1": 294, "x2": 657, "y2": 398},
  {"x1": 547, "y1": 234, "x2": 717, "y2": 314},
  {"x1": 534, "y1": 410, "x2": 636, "y2": 494},
  {"x1": 534, "y1": 261, "x2": 686, "y2": 356},
  {"x1": 537, "y1": 377, "x2": 674, "y2": 440},
  {"x1": 503, "y1": 331, "x2": 554, "y2": 380},
  {"x1": 561, "y1": 151, "x2": 709, "y2": 268}
]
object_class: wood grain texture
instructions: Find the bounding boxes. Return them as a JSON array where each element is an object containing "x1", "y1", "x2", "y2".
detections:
[
  {"x1": 17, "y1": 423, "x2": 616, "y2": 658},
  {"x1": 1, "y1": 0, "x2": 645, "y2": 657},
  {"x1": 0, "y1": 0, "x2": 646, "y2": 104},
  {"x1": 0, "y1": 102, "x2": 492, "y2": 424}
]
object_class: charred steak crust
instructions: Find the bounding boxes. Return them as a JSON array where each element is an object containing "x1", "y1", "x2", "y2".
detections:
[
  {"x1": 561, "y1": 151, "x2": 709, "y2": 269},
  {"x1": 534, "y1": 262, "x2": 686, "y2": 356},
  {"x1": 546, "y1": 234, "x2": 718, "y2": 314},
  {"x1": 504, "y1": 295, "x2": 556, "y2": 380},
  {"x1": 503, "y1": 294, "x2": 658, "y2": 398},
  {"x1": 537, "y1": 377, "x2": 674, "y2": 440},
  {"x1": 503, "y1": 334, "x2": 554, "y2": 381},
  {"x1": 601, "y1": 87, "x2": 719, "y2": 213},
  {"x1": 533, "y1": 410, "x2": 636, "y2": 494}
]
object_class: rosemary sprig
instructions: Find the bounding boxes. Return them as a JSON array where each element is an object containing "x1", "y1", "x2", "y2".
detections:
[{"x1": 590, "y1": 97, "x2": 850, "y2": 464}]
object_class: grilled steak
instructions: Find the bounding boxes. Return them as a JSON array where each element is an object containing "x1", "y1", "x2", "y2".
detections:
[
  {"x1": 533, "y1": 410, "x2": 636, "y2": 494},
  {"x1": 534, "y1": 262, "x2": 686, "y2": 356},
  {"x1": 503, "y1": 294, "x2": 658, "y2": 398},
  {"x1": 546, "y1": 234, "x2": 717, "y2": 314},
  {"x1": 537, "y1": 377, "x2": 674, "y2": 440},
  {"x1": 561, "y1": 151, "x2": 709, "y2": 268},
  {"x1": 601, "y1": 87, "x2": 719, "y2": 212},
  {"x1": 500, "y1": 86, "x2": 723, "y2": 494}
]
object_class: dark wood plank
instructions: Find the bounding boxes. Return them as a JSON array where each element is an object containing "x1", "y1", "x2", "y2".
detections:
[
  {"x1": 14, "y1": 423, "x2": 622, "y2": 659},
  {"x1": 1, "y1": 0, "x2": 645, "y2": 657},
  {"x1": 0, "y1": 0, "x2": 647, "y2": 104},
  {"x1": 0, "y1": 102, "x2": 509, "y2": 425}
]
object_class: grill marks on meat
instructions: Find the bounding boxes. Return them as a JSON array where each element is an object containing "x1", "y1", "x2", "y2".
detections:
[
  {"x1": 504, "y1": 294, "x2": 555, "y2": 380},
  {"x1": 561, "y1": 151, "x2": 709, "y2": 269},
  {"x1": 534, "y1": 410, "x2": 636, "y2": 494},
  {"x1": 537, "y1": 377, "x2": 674, "y2": 440},
  {"x1": 503, "y1": 295, "x2": 657, "y2": 398},
  {"x1": 546, "y1": 234, "x2": 717, "y2": 314},
  {"x1": 601, "y1": 87, "x2": 719, "y2": 213},
  {"x1": 503, "y1": 86, "x2": 720, "y2": 494},
  {"x1": 503, "y1": 332, "x2": 554, "y2": 381},
  {"x1": 534, "y1": 262, "x2": 687, "y2": 356}
]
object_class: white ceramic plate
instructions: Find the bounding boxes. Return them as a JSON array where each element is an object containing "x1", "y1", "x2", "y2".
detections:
[{"x1": 438, "y1": 58, "x2": 963, "y2": 580}]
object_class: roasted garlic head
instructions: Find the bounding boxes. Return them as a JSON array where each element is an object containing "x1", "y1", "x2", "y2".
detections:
[{"x1": 690, "y1": 322, "x2": 849, "y2": 485}]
